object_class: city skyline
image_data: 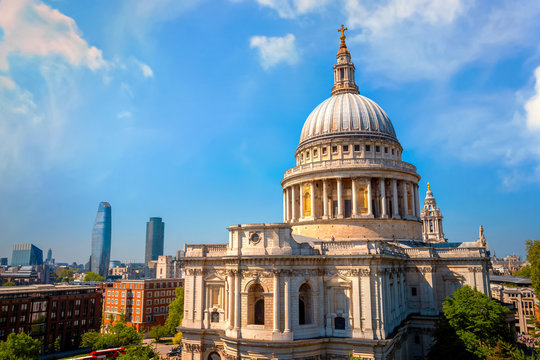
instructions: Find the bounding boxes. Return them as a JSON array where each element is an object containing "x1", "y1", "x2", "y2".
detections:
[{"x1": 0, "y1": 0, "x2": 539, "y2": 263}]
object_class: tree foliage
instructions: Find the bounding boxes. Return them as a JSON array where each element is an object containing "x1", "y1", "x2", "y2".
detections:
[
  {"x1": 117, "y1": 344, "x2": 159, "y2": 360},
  {"x1": 513, "y1": 265, "x2": 532, "y2": 277},
  {"x1": 148, "y1": 325, "x2": 169, "y2": 342},
  {"x1": 429, "y1": 286, "x2": 513, "y2": 359},
  {"x1": 164, "y1": 286, "x2": 184, "y2": 334},
  {"x1": 172, "y1": 331, "x2": 182, "y2": 345},
  {"x1": 84, "y1": 271, "x2": 105, "y2": 282},
  {"x1": 525, "y1": 240, "x2": 540, "y2": 295},
  {"x1": 0, "y1": 332, "x2": 41, "y2": 360},
  {"x1": 80, "y1": 323, "x2": 142, "y2": 350},
  {"x1": 2, "y1": 281, "x2": 15, "y2": 287},
  {"x1": 58, "y1": 268, "x2": 74, "y2": 282}
]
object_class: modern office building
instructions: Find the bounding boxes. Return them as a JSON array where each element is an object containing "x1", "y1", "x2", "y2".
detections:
[
  {"x1": 0, "y1": 284, "x2": 101, "y2": 353},
  {"x1": 145, "y1": 217, "x2": 164, "y2": 264},
  {"x1": 0, "y1": 258, "x2": 7, "y2": 266},
  {"x1": 11, "y1": 244, "x2": 43, "y2": 266},
  {"x1": 102, "y1": 278, "x2": 183, "y2": 332},
  {"x1": 46, "y1": 248, "x2": 52, "y2": 263},
  {"x1": 91, "y1": 202, "x2": 112, "y2": 278}
]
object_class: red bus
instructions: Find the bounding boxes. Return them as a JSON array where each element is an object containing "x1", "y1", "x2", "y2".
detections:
[{"x1": 88, "y1": 347, "x2": 126, "y2": 359}]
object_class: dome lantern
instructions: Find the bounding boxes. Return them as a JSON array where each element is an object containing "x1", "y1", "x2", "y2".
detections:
[{"x1": 331, "y1": 25, "x2": 359, "y2": 96}]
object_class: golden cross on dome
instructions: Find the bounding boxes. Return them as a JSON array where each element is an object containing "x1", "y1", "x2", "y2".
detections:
[
  {"x1": 427, "y1": 182, "x2": 431, "y2": 191},
  {"x1": 338, "y1": 24, "x2": 348, "y2": 37}
]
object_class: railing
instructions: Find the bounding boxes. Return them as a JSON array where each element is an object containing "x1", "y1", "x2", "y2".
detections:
[
  {"x1": 283, "y1": 158, "x2": 417, "y2": 177},
  {"x1": 185, "y1": 244, "x2": 228, "y2": 257}
]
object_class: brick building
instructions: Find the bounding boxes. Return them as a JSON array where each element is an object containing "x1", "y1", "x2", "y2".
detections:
[
  {"x1": 0, "y1": 284, "x2": 101, "y2": 353},
  {"x1": 103, "y1": 278, "x2": 183, "y2": 332}
]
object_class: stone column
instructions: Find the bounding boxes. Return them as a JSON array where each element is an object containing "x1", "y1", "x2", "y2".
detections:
[
  {"x1": 402, "y1": 182, "x2": 409, "y2": 218},
  {"x1": 197, "y1": 270, "x2": 204, "y2": 327},
  {"x1": 286, "y1": 187, "x2": 291, "y2": 221},
  {"x1": 273, "y1": 272, "x2": 280, "y2": 333},
  {"x1": 291, "y1": 185, "x2": 297, "y2": 221},
  {"x1": 361, "y1": 270, "x2": 373, "y2": 337},
  {"x1": 411, "y1": 183, "x2": 416, "y2": 218},
  {"x1": 234, "y1": 270, "x2": 241, "y2": 330},
  {"x1": 284, "y1": 274, "x2": 291, "y2": 332},
  {"x1": 366, "y1": 179, "x2": 373, "y2": 217},
  {"x1": 205, "y1": 286, "x2": 210, "y2": 329},
  {"x1": 414, "y1": 185, "x2": 420, "y2": 218},
  {"x1": 337, "y1": 178, "x2": 344, "y2": 218},
  {"x1": 227, "y1": 274, "x2": 234, "y2": 329},
  {"x1": 300, "y1": 183, "x2": 305, "y2": 220},
  {"x1": 352, "y1": 178, "x2": 358, "y2": 217},
  {"x1": 283, "y1": 189, "x2": 287, "y2": 222},
  {"x1": 352, "y1": 272, "x2": 361, "y2": 333},
  {"x1": 310, "y1": 181, "x2": 316, "y2": 219},
  {"x1": 322, "y1": 180, "x2": 329, "y2": 219},
  {"x1": 380, "y1": 178, "x2": 388, "y2": 219},
  {"x1": 392, "y1": 179, "x2": 399, "y2": 219}
]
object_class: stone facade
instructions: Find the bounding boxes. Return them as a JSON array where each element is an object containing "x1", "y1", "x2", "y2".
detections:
[{"x1": 180, "y1": 29, "x2": 491, "y2": 360}]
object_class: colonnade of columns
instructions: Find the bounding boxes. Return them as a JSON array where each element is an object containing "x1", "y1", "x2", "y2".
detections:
[{"x1": 283, "y1": 177, "x2": 420, "y2": 222}]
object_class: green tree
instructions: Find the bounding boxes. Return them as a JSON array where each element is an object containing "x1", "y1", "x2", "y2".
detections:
[
  {"x1": 525, "y1": 240, "x2": 540, "y2": 294},
  {"x1": 2, "y1": 281, "x2": 15, "y2": 286},
  {"x1": 106, "y1": 322, "x2": 143, "y2": 348},
  {"x1": 0, "y1": 332, "x2": 41, "y2": 360},
  {"x1": 84, "y1": 271, "x2": 105, "y2": 282},
  {"x1": 165, "y1": 286, "x2": 184, "y2": 334},
  {"x1": 117, "y1": 344, "x2": 158, "y2": 360},
  {"x1": 58, "y1": 268, "x2": 74, "y2": 282},
  {"x1": 172, "y1": 331, "x2": 182, "y2": 345},
  {"x1": 148, "y1": 325, "x2": 169, "y2": 342},
  {"x1": 80, "y1": 330, "x2": 107, "y2": 350},
  {"x1": 428, "y1": 286, "x2": 512, "y2": 359},
  {"x1": 513, "y1": 265, "x2": 532, "y2": 277}
]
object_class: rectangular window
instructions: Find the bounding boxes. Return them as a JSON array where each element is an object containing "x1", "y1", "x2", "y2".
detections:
[
  {"x1": 411, "y1": 287, "x2": 417, "y2": 296},
  {"x1": 375, "y1": 145, "x2": 380, "y2": 152},
  {"x1": 354, "y1": 144, "x2": 360, "y2": 152},
  {"x1": 365, "y1": 145, "x2": 371, "y2": 151},
  {"x1": 322, "y1": 147, "x2": 327, "y2": 155},
  {"x1": 332, "y1": 146, "x2": 338, "y2": 153},
  {"x1": 384, "y1": 147, "x2": 388, "y2": 153},
  {"x1": 392, "y1": 149, "x2": 395, "y2": 155},
  {"x1": 343, "y1": 145, "x2": 349, "y2": 152},
  {"x1": 313, "y1": 149, "x2": 318, "y2": 157}
]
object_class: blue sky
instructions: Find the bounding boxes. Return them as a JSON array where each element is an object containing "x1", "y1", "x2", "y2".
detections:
[{"x1": 0, "y1": 0, "x2": 539, "y2": 264}]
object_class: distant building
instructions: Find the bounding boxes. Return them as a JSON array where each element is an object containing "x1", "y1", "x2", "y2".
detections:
[
  {"x1": 156, "y1": 255, "x2": 183, "y2": 279},
  {"x1": 0, "y1": 258, "x2": 7, "y2": 266},
  {"x1": 46, "y1": 248, "x2": 52, "y2": 263},
  {"x1": 91, "y1": 202, "x2": 112, "y2": 278},
  {"x1": 491, "y1": 255, "x2": 528, "y2": 275},
  {"x1": 109, "y1": 260, "x2": 122, "y2": 270},
  {"x1": 11, "y1": 244, "x2": 43, "y2": 266},
  {"x1": 0, "y1": 265, "x2": 52, "y2": 285},
  {"x1": 490, "y1": 275, "x2": 536, "y2": 334},
  {"x1": 0, "y1": 284, "x2": 102, "y2": 353},
  {"x1": 145, "y1": 217, "x2": 164, "y2": 264},
  {"x1": 102, "y1": 278, "x2": 183, "y2": 332}
]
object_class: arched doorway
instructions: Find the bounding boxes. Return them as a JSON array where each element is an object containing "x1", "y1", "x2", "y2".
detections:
[{"x1": 248, "y1": 283, "x2": 264, "y2": 325}]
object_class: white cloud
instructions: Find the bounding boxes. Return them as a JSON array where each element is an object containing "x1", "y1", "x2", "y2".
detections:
[
  {"x1": 255, "y1": 0, "x2": 329, "y2": 18},
  {"x1": 342, "y1": 0, "x2": 540, "y2": 82},
  {"x1": 0, "y1": 0, "x2": 108, "y2": 72},
  {"x1": 250, "y1": 34, "x2": 299, "y2": 69},
  {"x1": 117, "y1": 111, "x2": 132, "y2": 119},
  {"x1": 525, "y1": 66, "x2": 540, "y2": 131},
  {"x1": 136, "y1": 61, "x2": 154, "y2": 78}
]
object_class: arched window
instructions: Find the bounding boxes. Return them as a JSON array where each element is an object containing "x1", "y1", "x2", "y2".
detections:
[
  {"x1": 248, "y1": 283, "x2": 264, "y2": 325},
  {"x1": 334, "y1": 316, "x2": 345, "y2": 330},
  {"x1": 208, "y1": 352, "x2": 221, "y2": 360},
  {"x1": 298, "y1": 283, "x2": 312, "y2": 325}
]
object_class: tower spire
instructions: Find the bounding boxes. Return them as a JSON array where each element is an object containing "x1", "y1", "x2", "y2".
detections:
[
  {"x1": 331, "y1": 25, "x2": 359, "y2": 96},
  {"x1": 420, "y1": 183, "x2": 446, "y2": 243}
]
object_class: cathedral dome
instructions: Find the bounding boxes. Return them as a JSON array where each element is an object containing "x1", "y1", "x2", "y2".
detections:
[{"x1": 299, "y1": 92, "x2": 398, "y2": 147}]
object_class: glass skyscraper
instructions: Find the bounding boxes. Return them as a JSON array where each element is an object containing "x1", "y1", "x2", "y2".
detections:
[
  {"x1": 145, "y1": 217, "x2": 164, "y2": 264},
  {"x1": 11, "y1": 244, "x2": 43, "y2": 266},
  {"x1": 91, "y1": 202, "x2": 111, "y2": 278}
]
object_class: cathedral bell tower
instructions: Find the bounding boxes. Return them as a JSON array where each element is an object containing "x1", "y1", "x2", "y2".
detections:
[
  {"x1": 331, "y1": 25, "x2": 359, "y2": 96},
  {"x1": 420, "y1": 183, "x2": 446, "y2": 243}
]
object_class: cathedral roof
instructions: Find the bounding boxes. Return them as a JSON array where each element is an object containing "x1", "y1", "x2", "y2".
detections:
[
  {"x1": 298, "y1": 27, "x2": 399, "y2": 148},
  {"x1": 299, "y1": 92, "x2": 398, "y2": 146}
]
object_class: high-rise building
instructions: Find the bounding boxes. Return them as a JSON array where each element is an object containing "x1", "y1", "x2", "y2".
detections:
[
  {"x1": 91, "y1": 202, "x2": 112, "y2": 278},
  {"x1": 46, "y1": 248, "x2": 52, "y2": 263},
  {"x1": 11, "y1": 244, "x2": 43, "y2": 266},
  {"x1": 0, "y1": 258, "x2": 7, "y2": 266},
  {"x1": 145, "y1": 217, "x2": 164, "y2": 264}
]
